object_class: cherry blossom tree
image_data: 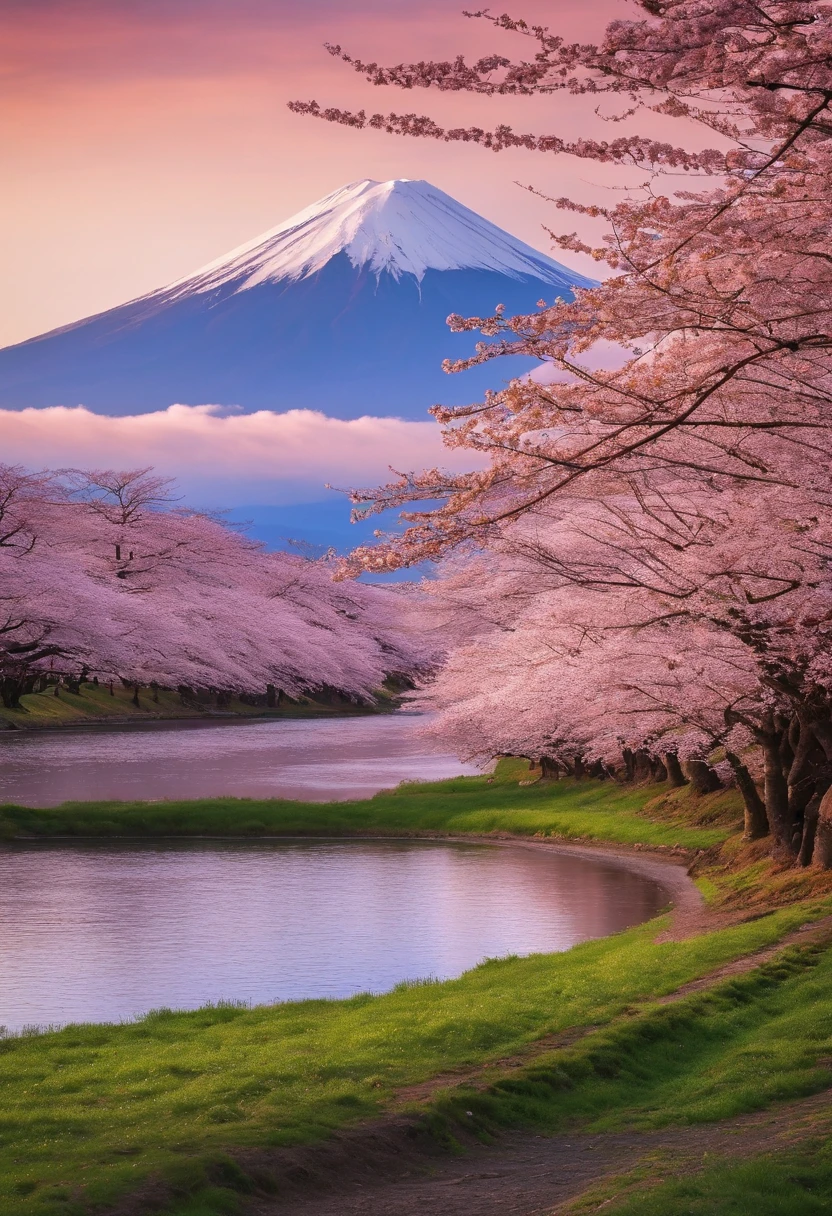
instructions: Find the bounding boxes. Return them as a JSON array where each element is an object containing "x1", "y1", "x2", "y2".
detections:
[
  {"x1": 296, "y1": 2, "x2": 831, "y2": 586},
  {"x1": 0, "y1": 465, "x2": 425, "y2": 711},
  {"x1": 295, "y1": 1, "x2": 832, "y2": 865},
  {"x1": 412, "y1": 469, "x2": 832, "y2": 858}
]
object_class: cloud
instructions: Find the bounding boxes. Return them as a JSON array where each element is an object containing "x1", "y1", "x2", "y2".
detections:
[{"x1": 0, "y1": 404, "x2": 479, "y2": 506}]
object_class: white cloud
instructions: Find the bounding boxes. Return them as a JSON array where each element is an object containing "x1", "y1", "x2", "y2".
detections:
[{"x1": 0, "y1": 404, "x2": 479, "y2": 505}]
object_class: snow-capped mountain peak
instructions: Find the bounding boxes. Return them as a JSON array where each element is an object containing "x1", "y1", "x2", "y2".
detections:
[
  {"x1": 0, "y1": 177, "x2": 596, "y2": 417},
  {"x1": 165, "y1": 178, "x2": 592, "y2": 297}
]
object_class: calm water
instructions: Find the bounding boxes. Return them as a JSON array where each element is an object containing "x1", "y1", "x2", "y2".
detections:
[
  {"x1": 0, "y1": 840, "x2": 665, "y2": 1031},
  {"x1": 0, "y1": 713, "x2": 479, "y2": 806}
]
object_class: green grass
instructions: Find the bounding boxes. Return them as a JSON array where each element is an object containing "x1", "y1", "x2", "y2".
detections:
[
  {"x1": 0, "y1": 902, "x2": 824, "y2": 1216},
  {"x1": 435, "y1": 941, "x2": 832, "y2": 1135},
  {"x1": 597, "y1": 1144, "x2": 832, "y2": 1215},
  {"x1": 0, "y1": 760, "x2": 739, "y2": 849}
]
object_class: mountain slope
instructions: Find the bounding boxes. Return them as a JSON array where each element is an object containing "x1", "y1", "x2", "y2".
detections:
[{"x1": 0, "y1": 179, "x2": 595, "y2": 419}]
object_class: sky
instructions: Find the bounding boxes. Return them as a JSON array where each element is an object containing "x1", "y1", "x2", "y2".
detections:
[
  {"x1": 0, "y1": 0, "x2": 651, "y2": 347},
  {"x1": 0, "y1": 0, "x2": 693, "y2": 542}
]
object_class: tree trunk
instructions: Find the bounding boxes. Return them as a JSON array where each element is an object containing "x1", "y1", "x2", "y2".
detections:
[
  {"x1": 266, "y1": 683, "x2": 277, "y2": 708},
  {"x1": 132, "y1": 684, "x2": 141, "y2": 708},
  {"x1": 760, "y1": 733, "x2": 793, "y2": 854},
  {"x1": 573, "y1": 755, "x2": 586, "y2": 780},
  {"x1": 809, "y1": 719, "x2": 832, "y2": 765},
  {"x1": 812, "y1": 787, "x2": 832, "y2": 869},
  {"x1": 664, "y1": 752, "x2": 687, "y2": 788},
  {"x1": 0, "y1": 676, "x2": 23, "y2": 709},
  {"x1": 684, "y1": 760, "x2": 722, "y2": 794},
  {"x1": 634, "y1": 750, "x2": 657, "y2": 782},
  {"x1": 652, "y1": 756, "x2": 668, "y2": 783},
  {"x1": 799, "y1": 793, "x2": 821, "y2": 866},
  {"x1": 786, "y1": 715, "x2": 822, "y2": 852},
  {"x1": 540, "y1": 756, "x2": 560, "y2": 779},
  {"x1": 725, "y1": 752, "x2": 768, "y2": 840}
]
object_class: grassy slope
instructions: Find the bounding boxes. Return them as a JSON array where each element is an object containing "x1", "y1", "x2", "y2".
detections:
[
  {"x1": 1, "y1": 763, "x2": 830, "y2": 1216},
  {"x1": 601, "y1": 1155, "x2": 832, "y2": 1216},
  {"x1": 558, "y1": 947, "x2": 832, "y2": 1215},
  {"x1": 438, "y1": 942, "x2": 832, "y2": 1134}
]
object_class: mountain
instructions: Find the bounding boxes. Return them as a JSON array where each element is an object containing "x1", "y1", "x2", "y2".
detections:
[{"x1": 0, "y1": 179, "x2": 595, "y2": 419}]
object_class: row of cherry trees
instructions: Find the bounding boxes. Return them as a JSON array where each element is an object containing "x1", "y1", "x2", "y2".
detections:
[
  {"x1": 0, "y1": 465, "x2": 427, "y2": 711},
  {"x1": 302, "y1": 2, "x2": 832, "y2": 863},
  {"x1": 413, "y1": 478, "x2": 832, "y2": 862}
]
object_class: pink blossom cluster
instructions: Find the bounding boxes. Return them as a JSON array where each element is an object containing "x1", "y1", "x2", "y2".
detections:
[{"x1": 0, "y1": 466, "x2": 428, "y2": 711}]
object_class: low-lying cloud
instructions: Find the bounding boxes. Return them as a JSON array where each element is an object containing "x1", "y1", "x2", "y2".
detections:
[{"x1": 0, "y1": 404, "x2": 477, "y2": 506}]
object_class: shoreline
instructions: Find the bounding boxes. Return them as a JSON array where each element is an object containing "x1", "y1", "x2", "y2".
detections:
[
  {"x1": 2, "y1": 827, "x2": 704, "y2": 938},
  {"x1": 0, "y1": 705, "x2": 390, "y2": 734}
]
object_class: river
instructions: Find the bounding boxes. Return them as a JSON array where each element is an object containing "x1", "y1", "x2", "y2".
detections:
[{"x1": 0, "y1": 713, "x2": 478, "y2": 806}]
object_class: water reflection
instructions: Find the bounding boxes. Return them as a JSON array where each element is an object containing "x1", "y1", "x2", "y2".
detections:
[
  {"x1": 0, "y1": 840, "x2": 664, "y2": 1031},
  {"x1": 0, "y1": 714, "x2": 479, "y2": 806}
]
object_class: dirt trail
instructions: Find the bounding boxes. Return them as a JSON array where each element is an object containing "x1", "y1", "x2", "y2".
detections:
[{"x1": 247, "y1": 1089, "x2": 832, "y2": 1216}]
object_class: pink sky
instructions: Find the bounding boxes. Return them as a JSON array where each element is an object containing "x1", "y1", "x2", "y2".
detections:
[{"x1": 0, "y1": 0, "x2": 683, "y2": 348}]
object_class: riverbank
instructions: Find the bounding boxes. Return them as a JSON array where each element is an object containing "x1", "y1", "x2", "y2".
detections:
[
  {"x1": 2, "y1": 764, "x2": 832, "y2": 1216},
  {"x1": 0, "y1": 758, "x2": 736, "y2": 849},
  {"x1": 0, "y1": 682, "x2": 395, "y2": 732}
]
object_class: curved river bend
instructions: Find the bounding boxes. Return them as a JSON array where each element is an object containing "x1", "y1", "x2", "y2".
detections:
[
  {"x1": 0, "y1": 840, "x2": 666, "y2": 1032},
  {"x1": 0, "y1": 714, "x2": 667, "y2": 1032}
]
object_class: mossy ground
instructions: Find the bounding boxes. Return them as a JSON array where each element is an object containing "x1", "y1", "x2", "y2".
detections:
[{"x1": 1, "y1": 761, "x2": 831, "y2": 1215}]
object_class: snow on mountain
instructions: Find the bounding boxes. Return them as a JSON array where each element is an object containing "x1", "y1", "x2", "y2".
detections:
[
  {"x1": 0, "y1": 179, "x2": 595, "y2": 419},
  {"x1": 163, "y1": 178, "x2": 586, "y2": 296}
]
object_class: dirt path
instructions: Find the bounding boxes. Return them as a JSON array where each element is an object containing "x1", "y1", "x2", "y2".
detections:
[{"x1": 246, "y1": 1089, "x2": 832, "y2": 1216}]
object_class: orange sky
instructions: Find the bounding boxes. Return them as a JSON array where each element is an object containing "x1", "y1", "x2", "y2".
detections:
[{"x1": 0, "y1": 0, "x2": 695, "y2": 348}]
